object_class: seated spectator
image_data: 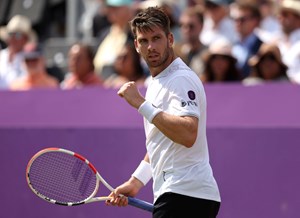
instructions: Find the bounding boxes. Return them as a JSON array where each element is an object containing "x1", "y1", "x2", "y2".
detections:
[
  {"x1": 243, "y1": 43, "x2": 290, "y2": 86},
  {"x1": 10, "y1": 43, "x2": 59, "y2": 90},
  {"x1": 231, "y1": 1, "x2": 263, "y2": 78},
  {"x1": 103, "y1": 40, "x2": 147, "y2": 88},
  {"x1": 93, "y1": 0, "x2": 135, "y2": 80},
  {"x1": 61, "y1": 42, "x2": 102, "y2": 89},
  {"x1": 200, "y1": 0, "x2": 238, "y2": 46},
  {"x1": 275, "y1": 0, "x2": 300, "y2": 84},
  {"x1": 200, "y1": 39, "x2": 241, "y2": 83},
  {"x1": 0, "y1": 15, "x2": 37, "y2": 89},
  {"x1": 173, "y1": 5, "x2": 207, "y2": 77}
]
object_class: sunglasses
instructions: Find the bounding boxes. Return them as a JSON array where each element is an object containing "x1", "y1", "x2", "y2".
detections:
[
  {"x1": 179, "y1": 23, "x2": 195, "y2": 30},
  {"x1": 233, "y1": 15, "x2": 254, "y2": 23},
  {"x1": 8, "y1": 32, "x2": 25, "y2": 40}
]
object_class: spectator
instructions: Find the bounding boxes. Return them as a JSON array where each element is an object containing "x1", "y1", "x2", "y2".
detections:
[
  {"x1": 103, "y1": 40, "x2": 147, "y2": 88},
  {"x1": 173, "y1": 5, "x2": 208, "y2": 77},
  {"x1": 231, "y1": 1, "x2": 263, "y2": 78},
  {"x1": 200, "y1": 38, "x2": 241, "y2": 83},
  {"x1": 61, "y1": 42, "x2": 102, "y2": 89},
  {"x1": 93, "y1": 0, "x2": 135, "y2": 80},
  {"x1": 258, "y1": 0, "x2": 282, "y2": 39},
  {"x1": 0, "y1": 15, "x2": 37, "y2": 89},
  {"x1": 200, "y1": 0, "x2": 238, "y2": 46},
  {"x1": 10, "y1": 43, "x2": 59, "y2": 90},
  {"x1": 243, "y1": 43, "x2": 290, "y2": 86},
  {"x1": 275, "y1": 0, "x2": 300, "y2": 84}
]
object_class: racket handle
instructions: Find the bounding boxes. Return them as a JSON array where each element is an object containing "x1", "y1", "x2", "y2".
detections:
[{"x1": 128, "y1": 197, "x2": 153, "y2": 212}]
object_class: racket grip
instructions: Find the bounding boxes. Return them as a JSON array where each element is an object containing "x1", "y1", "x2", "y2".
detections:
[{"x1": 128, "y1": 197, "x2": 153, "y2": 212}]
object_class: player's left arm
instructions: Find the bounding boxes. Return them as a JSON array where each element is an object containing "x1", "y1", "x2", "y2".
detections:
[
  {"x1": 151, "y1": 74, "x2": 201, "y2": 148},
  {"x1": 152, "y1": 113, "x2": 198, "y2": 148}
]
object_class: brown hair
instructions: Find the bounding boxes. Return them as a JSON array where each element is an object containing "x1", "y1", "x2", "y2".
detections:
[{"x1": 129, "y1": 7, "x2": 171, "y2": 39}]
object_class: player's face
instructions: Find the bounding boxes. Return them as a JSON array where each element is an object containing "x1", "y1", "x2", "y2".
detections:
[{"x1": 134, "y1": 26, "x2": 174, "y2": 76}]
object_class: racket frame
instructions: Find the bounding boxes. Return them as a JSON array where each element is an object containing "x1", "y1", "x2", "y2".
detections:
[
  {"x1": 26, "y1": 148, "x2": 112, "y2": 206},
  {"x1": 26, "y1": 148, "x2": 153, "y2": 212}
]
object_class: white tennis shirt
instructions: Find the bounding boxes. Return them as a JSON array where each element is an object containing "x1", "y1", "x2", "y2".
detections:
[{"x1": 144, "y1": 58, "x2": 221, "y2": 203}]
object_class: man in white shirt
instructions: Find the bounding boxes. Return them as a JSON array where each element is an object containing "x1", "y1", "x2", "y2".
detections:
[
  {"x1": 0, "y1": 15, "x2": 36, "y2": 89},
  {"x1": 275, "y1": 0, "x2": 300, "y2": 84},
  {"x1": 200, "y1": 0, "x2": 238, "y2": 46},
  {"x1": 107, "y1": 7, "x2": 221, "y2": 218}
]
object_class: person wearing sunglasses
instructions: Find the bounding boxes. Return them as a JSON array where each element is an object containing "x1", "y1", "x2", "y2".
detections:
[
  {"x1": 9, "y1": 42, "x2": 59, "y2": 90},
  {"x1": 0, "y1": 15, "x2": 37, "y2": 89},
  {"x1": 174, "y1": 5, "x2": 208, "y2": 77},
  {"x1": 231, "y1": 2, "x2": 263, "y2": 79}
]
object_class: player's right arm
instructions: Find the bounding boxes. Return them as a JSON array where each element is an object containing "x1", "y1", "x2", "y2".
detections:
[
  {"x1": 118, "y1": 82, "x2": 198, "y2": 148},
  {"x1": 106, "y1": 154, "x2": 150, "y2": 207}
]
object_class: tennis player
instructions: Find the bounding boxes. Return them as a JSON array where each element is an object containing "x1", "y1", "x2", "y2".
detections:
[{"x1": 107, "y1": 6, "x2": 221, "y2": 217}]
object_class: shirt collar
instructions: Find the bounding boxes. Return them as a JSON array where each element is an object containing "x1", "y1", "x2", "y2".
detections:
[{"x1": 153, "y1": 57, "x2": 182, "y2": 80}]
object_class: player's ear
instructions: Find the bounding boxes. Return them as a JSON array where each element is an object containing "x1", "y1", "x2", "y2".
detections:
[
  {"x1": 134, "y1": 40, "x2": 140, "y2": 53},
  {"x1": 168, "y1": 33, "x2": 174, "y2": 47}
]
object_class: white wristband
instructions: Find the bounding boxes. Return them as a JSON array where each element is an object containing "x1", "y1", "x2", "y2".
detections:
[
  {"x1": 132, "y1": 160, "x2": 152, "y2": 186},
  {"x1": 138, "y1": 101, "x2": 162, "y2": 123}
]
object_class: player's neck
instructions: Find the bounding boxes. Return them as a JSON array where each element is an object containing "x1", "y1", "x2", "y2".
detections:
[{"x1": 150, "y1": 50, "x2": 177, "y2": 77}]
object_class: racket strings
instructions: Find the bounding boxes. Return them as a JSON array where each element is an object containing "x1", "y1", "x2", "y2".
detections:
[{"x1": 28, "y1": 152, "x2": 97, "y2": 203}]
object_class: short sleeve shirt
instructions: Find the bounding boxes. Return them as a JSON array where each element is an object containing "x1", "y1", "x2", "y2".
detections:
[
  {"x1": 0, "y1": 49, "x2": 26, "y2": 89},
  {"x1": 144, "y1": 58, "x2": 220, "y2": 203}
]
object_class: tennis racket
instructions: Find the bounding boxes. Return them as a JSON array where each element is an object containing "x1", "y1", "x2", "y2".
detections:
[{"x1": 26, "y1": 147, "x2": 153, "y2": 212}]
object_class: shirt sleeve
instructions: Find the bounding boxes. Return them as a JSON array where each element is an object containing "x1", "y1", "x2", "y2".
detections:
[{"x1": 165, "y1": 73, "x2": 204, "y2": 118}]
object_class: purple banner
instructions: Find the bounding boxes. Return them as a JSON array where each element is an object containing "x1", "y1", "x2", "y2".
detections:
[{"x1": 0, "y1": 84, "x2": 299, "y2": 218}]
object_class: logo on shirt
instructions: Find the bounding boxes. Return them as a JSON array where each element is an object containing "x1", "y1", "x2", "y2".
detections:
[
  {"x1": 188, "y1": 90, "x2": 196, "y2": 100},
  {"x1": 181, "y1": 91, "x2": 197, "y2": 107}
]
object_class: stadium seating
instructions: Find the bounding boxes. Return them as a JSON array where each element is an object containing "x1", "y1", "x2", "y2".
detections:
[{"x1": 0, "y1": 0, "x2": 12, "y2": 25}]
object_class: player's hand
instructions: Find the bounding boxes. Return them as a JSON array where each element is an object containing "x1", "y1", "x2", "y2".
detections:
[
  {"x1": 105, "y1": 177, "x2": 144, "y2": 207},
  {"x1": 117, "y1": 81, "x2": 145, "y2": 109},
  {"x1": 106, "y1": 191, "x2": 128, "y2": 207}
]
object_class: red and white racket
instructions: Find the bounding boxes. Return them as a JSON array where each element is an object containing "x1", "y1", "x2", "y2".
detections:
[{"x1": 26, "y1": 147, "x2": 153, "y2": 212}]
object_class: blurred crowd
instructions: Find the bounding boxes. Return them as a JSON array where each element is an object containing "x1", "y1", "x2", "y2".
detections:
[{"x1": 0, "y1": 0, "x2": 299, "y2": 91}]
